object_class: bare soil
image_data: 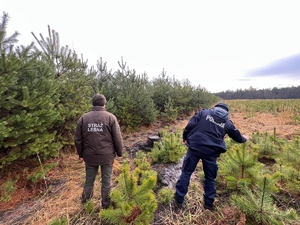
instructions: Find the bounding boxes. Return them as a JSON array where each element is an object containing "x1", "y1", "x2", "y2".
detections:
[{"x1": 0, "y1": 111, "x2": 299, "y2": 225}]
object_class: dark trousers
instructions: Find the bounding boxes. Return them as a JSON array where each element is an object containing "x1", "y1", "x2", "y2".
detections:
[
  {"x1": 175, "y1": 148, "x2": 218, "y2": 207},
  {"x1": 82, "y1": 163, "x2": 113, "y2": 208}
]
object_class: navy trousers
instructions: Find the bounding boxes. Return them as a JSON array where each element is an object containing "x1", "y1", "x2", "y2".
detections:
[{"x1": 175, "y1": 148, "x2": 218, "y2": 207}]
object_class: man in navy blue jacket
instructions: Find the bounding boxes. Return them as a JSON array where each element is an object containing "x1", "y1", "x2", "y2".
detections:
[{"x1": 174, "y1": 102, "x2": 248, "y2": 210}]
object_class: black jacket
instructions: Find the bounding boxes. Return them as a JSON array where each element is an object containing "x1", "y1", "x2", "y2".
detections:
[{"x1": 183, "y1": 107, "x2": 246, "y2": 157}]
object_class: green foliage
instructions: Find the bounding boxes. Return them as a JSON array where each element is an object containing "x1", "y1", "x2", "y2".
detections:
[
  {"x1": 191, "y1": 85, "x2": 218, "y2": 112},
  {"x1": 150, "y1": 71, "x2": 173, "y2": 113},
  {"x1": 0, "y1": 177, "x2": 18, "y2": 202},
  {"x1": 27, "y1": 162, "x2": 57, "y2": 183},
  {"x1": 275, "y1": 136, "x2": 300, "y2": 170},
  {"x1": 148, "y1": 128, "x2": 187, "y2": 163},
  {"x1": 48, "y1": 216, "x2": 68, "y2": 225},
  {"x1": 134, "y1": 151, "x2": 151, "y2": 170},
  {"x1": 274, "y1": 164, "x2": 300, "y2": 194},
  {"x1": 273, "y1": 136, "x2": 300, "y2": 194},
  {"x1": 291, "y1": 110, "x2": 300, "y2": 124},
  {"x1": 231, "y1": 177, "x2": 298, "y2": 225},
  {"x1": 0, "y1": 44, "x2": 63, "y2": 167},
  {"x1": 100, "y1": 161, "x2": 158, "y2": 225},
  {"x1": 95, "y1": 65, "x2": 159, "y2": 131},
  {"x1": 0, "y1": 12, "x2": 20, "y2": 53},
  {"x1": 0, "y1": 19, "x2": 96, "y2": 167},
  {"x1": 219, "y1": 142, "x2": 266, "y2": 190},
  {"x1": 32, "y1": 25, "x2": 93, "y2": 145},
  {"x1": 157, "y1": 187, "x2": 174, "y2": 204},
  {"x1": 166, "y1": 78, "x2": 194, "y2": 115},
  {"x1": 150, "y1": 72, "x2": 217, "y2": 116},
  {"x1": 251, "y1": 130, "x2": 283, "y2": 160},
  {"x1": 160, "y1": 96, "x2": 178, "y2": 122},
  {"x1": 114, "y1": 95, "x2": 144, "y2": 131},
  {"x1": 226, "y1": 99, "x2": 300, "y2": 114},
  {"x1": 83, "y1": 200, "x2": 95, "y2": 214}
]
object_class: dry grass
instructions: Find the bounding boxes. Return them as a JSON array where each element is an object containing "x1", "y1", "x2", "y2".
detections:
[
  {"x1": 231, "y1": 111, "x2": 300, "y2": 139},
  {"x1": 0, "y1": 153, "x2": 83, "y2": 224},
  {"x1": 152, "y1": 182, "x2": 246, "y2": 225},
  {"x1": 0, "y1": 153, "x2": 122, "y2": 225}
]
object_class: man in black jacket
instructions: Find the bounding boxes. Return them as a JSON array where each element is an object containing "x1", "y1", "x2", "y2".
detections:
[{"x1": 174, "y1": 102, "x2": 248, "y2": 210}]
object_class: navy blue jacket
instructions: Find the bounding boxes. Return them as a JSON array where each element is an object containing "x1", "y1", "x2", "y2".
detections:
[{"x1": 183, "y1": 107, "x2": 247, "y2": 157}]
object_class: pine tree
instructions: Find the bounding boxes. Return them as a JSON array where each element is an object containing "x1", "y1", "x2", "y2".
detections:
[
  {"x1": 0, "y1": 12, "x2": 19, "y2": 54},
  {"x1": 231, "y1": 177, "x2": 298, "y2": 224},
  {"x1": 31, "y1": 25, "x2": 94, "y2": 144},
  {"x1": 218, "y1": 142, "x2": 266, "y2": 190},
  {"x1": 148, "y1": 128, "x2": 186, "y2": 163},
  {"x1": 160, "y1": 96, "x2": 178, "y2": 122},
  {"x1": 274, "y1": 136, "x2": 300, "y2": 194},
  {"x1": 0, "y1": 14, "x2": 62, "y2": 167},
  {"x1": 100, "y1": 161, "x2": 158, "y2": 225},
  {"x1": 96, "y1": 58, "x2": 158, "y2": 131},
  {"x1": 251, "y1": 130, "x2": 283, "y2": 160},
  {"x1": 150, "y1": 70, "x2": 218, "y2": 116}
]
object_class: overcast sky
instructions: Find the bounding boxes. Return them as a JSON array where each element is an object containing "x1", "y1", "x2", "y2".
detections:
[{"x1": 2, "y1": 0, "x2": 300, "y2": 93}]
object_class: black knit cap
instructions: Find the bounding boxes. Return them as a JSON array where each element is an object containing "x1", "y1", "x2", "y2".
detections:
[
  {"x1": 214, "y1": 102, "x2": 229, "y2": 112},
  {"x1": 92, "y1": 94, "x2": 107, "y2": 106}
]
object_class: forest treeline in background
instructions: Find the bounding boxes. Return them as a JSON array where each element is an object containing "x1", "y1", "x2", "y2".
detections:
[{"x1": 215, "y1": 85, "x2": 300, "y2": 99}]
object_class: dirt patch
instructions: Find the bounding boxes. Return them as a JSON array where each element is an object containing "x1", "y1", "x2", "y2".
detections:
[{"x1": 231, "y1": 111, "x2": 300, "y2": 139}]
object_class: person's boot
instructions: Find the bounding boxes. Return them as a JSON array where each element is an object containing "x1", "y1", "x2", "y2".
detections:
[
  {"x1": 81, "y1": 187, "x2": 93, "y2": 205},
  {"x1": 173, "y1": 196, "x2": 183, "y2": 213},
  {"x1": 203, "y1": 203, "x2": 215, "y2": 211},
  {"x1": 102, "y1": 198, "x2": 111, "y2": 209},
  {"x1": 101, "y1": 186, "x2": 111, "y2": 209}
]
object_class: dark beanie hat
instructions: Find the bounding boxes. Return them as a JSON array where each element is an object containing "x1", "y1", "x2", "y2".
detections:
[
  {"x1": 215, "y1": 102, "x2": 229, "y2": 112},
  {"x1": 92, "y1": 94, "x2": 107, "y2": 106}
]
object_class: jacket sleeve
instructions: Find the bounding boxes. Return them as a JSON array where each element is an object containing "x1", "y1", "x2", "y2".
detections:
[
  {"x1": 111, "y1": 116, "x2": 123, "y2": 157},
  {"x1": 227, "y1": 121, "x2": 247, "y2": 143},
  {"x1": 74, "y1": 117, "x2": 84, "y2": 158},
  {"x1": 183, "y1": 110, "x2": 202, "y2": 140}
]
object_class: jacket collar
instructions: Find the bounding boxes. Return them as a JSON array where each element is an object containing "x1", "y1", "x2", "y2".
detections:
[{"x1": 92, "y1": 106, "x2": 106, "y2": 111}]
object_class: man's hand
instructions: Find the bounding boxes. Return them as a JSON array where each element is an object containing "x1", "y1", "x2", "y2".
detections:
[
  {"x1": 182, "y1": 139, "x2": 187, "y2": 144},
  {"x1": 79, "y1": 157, "x2": 83, "y2": 161},
  {"x1": 243, "y1": 135, "x2": 249, "y2": 140}
]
